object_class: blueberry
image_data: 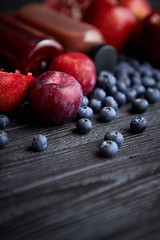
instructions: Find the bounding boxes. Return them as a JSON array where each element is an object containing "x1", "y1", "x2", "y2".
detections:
[
  {"x1": 113, "y1": 91, "x2": 127, "y2": 107},
  {"x1": 0, "y1": 115, "x2": 9, "y2": 129},
  {"x1": 125, "y1": 88, "x2": 137, "y2": 102},
  {"x1": 145, "y1": 88, "x2": 160, "y2": 103},
  {"x1": 81, "y1": 96, "x2": 89, "y2": 106},
  {"x1": 0, "y1": 131, "x2": 9, "y2": 149},
  {"x1": 138, "y1": 64, "x2": 153, "y2": 77},
  {"x1": 132, "y1": 98, "x2": 149, "y2": 113},
  {"x1": 98, "y1": 71, "x2": 116, "y2": 90},
  {"x1": 142, "y1": 76, "x2": 156, "y2": 88},
  {"x1": 90, "y1": 87, "x2": 106, "y2": 101},
  {"x1": 76, "y1": 118, "x2": 92, "y2": 134},
  {"x1": 117, "y1": 74, "x2": 131, "y2": 88},
  {"x1": 32, "y1": 134, "x2": 47, "y2": 152},
  {"x1": 152, "y1": 68, "x2": 160, "y2": 81},
  {"x1": 130, "y1": 72, "x2": 142, "y2": 85},
  {"x1": 116, "y1": 81, "x2": 127, "y2": 93},
  {"x1": 89, "y1": 99, "x2": 102, "y2": 113},
  {"x1": 103, "y1": 96, "x2": 118, "y2": 111},
  {"x1": 109, "y1": 85, "x2": 118, "y2": 95},
  {"x1": 76, "y1": 106, "x2": 93, "y2": 119},
  {"x1": 134, "y1": 84, "x2": 146, "y2": 97},
  {"x1": 99, "y1": 107, "x2": 116, "y2": 122},
  {"x1": 104, "y1": 131, "x2": 124, "y2": 147},
  {"x1": 99, "y1": 140, "x2": 118, "y2": 157},
  {"x1": 130, "y1": 116, "x2": 147, "y2": 133}
]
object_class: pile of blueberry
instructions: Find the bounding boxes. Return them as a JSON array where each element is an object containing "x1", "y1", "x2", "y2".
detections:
[{"x1": 75, "y1": 55, "x2": 160, "y2": 157}]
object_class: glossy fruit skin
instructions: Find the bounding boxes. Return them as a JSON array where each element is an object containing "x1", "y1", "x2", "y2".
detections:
[
  {"x1": 83, "y1": 0, "x2": 136, "y2": 52},
  {"x1": 49, "y1": 52, "x2": 97, "y2": 96},
  {"x1": 0, "y1": 70, "x2": 35, "y2": 112},
  {"x1": 76, "y1": 118, "x2": 92, "y2": 134},
  {"x1": 32, "y1": 134, "x2": 47, "y2": 152},
  {"x1": 104, "y1": 131, "x2": 124, "y2": 147},
  {"x1": 29, "y1": 71, "x2": 83, "y2": 124},
  {"x1": 99, "y1": 106, "x2": 116, "y2": 122},
  {"x1": 130, "y1": 116, "x2": 147, "y2": 133},
  {"x1": 76, "y1": 106, "x2": 93, "y2": 120},
  {"x1": 0, "y1": 131, "x2": 9, "y2": 149},
  {"x1": 0, "y1": 115, "x2": 10, "y2": 129},
  {"x1": 120, "y1": 0, "x2": 152, "y2": 20},
  {"x1": 99, "y1": 140, "x2": 118, "y2": 157},
  {"x1": 132, "y1": 98, "x2": 149, "y2": 113}
]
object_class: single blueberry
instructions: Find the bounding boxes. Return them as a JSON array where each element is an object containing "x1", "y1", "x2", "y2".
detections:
[
  {"x1": 134, "y1": 84, "x2": 146, "y2": 97},
  {"x1": 113, "y1": 91, "x2": 127, "y2": 107},
  {"x1": 103, "y1": 96, "x2": 118, "y2": 111},
  {"x1": 0, "y1": 131, "x2": 9, "y2": 149},
  {"x1": 99, "y1": 140, "x2": 118, "y2": 157},
  {"x1": 104, "y1": 131, "x2": 124, "y2": 147},
  {"x1": 32, "y1": 134, "x2": 47, "y2": 152},
  {"x1": 99, "y1": 107, "x2": 116, "y2": 122},
  {"x1": 97, "y1": 71, "x2": 116, "y2": 90},
  {"x1": 142, "y1": 76, "x2": 156, "y2": 88},
  {"x1": 89, "y1": 87, "x2": 106, "y2": 101},
  {"x1": 89, "y1": 99, "x2": 102, "y2": 113},
  {"x1": 125, "y1": 88, "x2": 137, "y2": 103},
  {"x1": 81, "y1": 96, "x2": 89, "y2": 107},
  {"x1": 76, "y1": 106, "x2": 93, "y2": 119},
  {"x1": 0, "y1": 115, "x2": 9, "y2": 129},
  {"x1": 132, "y1": 98, "x2": 149, "y2": 113},
  {"x1": 116, "y1": 81, "x2": 127, "y2": 93},
  {"x1": 130, "y1": 116, "x2": 147, "y2": 133},
  {"x1": 145, "y1": 87, "x2": 160, "y2": 103},
  {"x1": 76, "y1": 118, "x2": 92, "y2": 134},
  {"x1": 108, "y1": 85, "x2": 118, "y2": 96}
]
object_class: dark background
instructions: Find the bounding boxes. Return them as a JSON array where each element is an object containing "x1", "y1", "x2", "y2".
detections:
[{"x1": 0, "y1": 0, "x2": 160, "y2": 12}]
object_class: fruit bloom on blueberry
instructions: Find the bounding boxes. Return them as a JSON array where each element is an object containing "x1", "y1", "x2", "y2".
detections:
[
  {"x1": 49, "y1": 52, "x2": 97, "y2": 96},
  {"x1": 99, "y1": 107, "x2": 116, "y2": 122},
  {"x1": 0, "y1": 115, "x2": 10, "y2": 129},
  {"x1": 29, "y1": 71, "x2": 83, "y2": 124},
  {"x1": 104, "y1": 131, "x2": 124, "y2": 147},
  {"x1": 32, "y1": 134, "x2": 47, "y2": 152},
  {"x1": 76, "y1": 118, "x2": 92, "y2": 134},
  {"x1": 130, "y1": 116, "x2": 147, "y2": 133},
  {"x1": 99, "y1": 140, "x2": 118, "y2": 157},
  {"x1": 0, "y1": 131, "x2": 9, "y2": 149}
]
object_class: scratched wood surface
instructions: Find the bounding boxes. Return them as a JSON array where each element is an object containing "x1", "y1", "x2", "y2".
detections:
[{"x1": 0, "y1": 1, "x2": 160, "y2": 240}]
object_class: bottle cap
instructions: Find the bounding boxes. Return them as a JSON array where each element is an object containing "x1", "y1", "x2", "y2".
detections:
[{"x1": 88, "y1": 43, "x2": 118, "y2": 73}]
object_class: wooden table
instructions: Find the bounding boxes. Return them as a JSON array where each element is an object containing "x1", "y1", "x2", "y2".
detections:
[{"x1": 1, "y1": 1, "x2": 160, "y2": 240}]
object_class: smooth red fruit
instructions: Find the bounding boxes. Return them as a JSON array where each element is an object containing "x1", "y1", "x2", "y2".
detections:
[
  {"x1": 29, "y1": 71, "x2": 83, "y2": 124},
  {"x1": 83, "y1": 0, "x2": 136, "y2": 52},
  {"x1": 130, "y1": 10, "x2": 160, "y2": 68},
  {"x1": 49, "y1": 52, "x2": 97, "y2": 96},
  {"x1": 0, "y1": 70, "x2": 35, "y2": 112},
  {"x1": 120, "y1": 0, "x2": 152, "y2": 20}
]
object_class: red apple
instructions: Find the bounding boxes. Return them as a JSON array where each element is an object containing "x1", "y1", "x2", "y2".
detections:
[
  {"x1": 120, "y1": 0, "x2": 152, "y2": 20},
  {"x1": 29, "y1": 71, "x2": 83, "y2": 124},
  {"x1": 49, "y1": 52, "x2": 97, "y2": 96},
  {"x1": 82, "y1": 0, "x2": 136, "y2": 52},
  {"x1": 130, "y1": 10, "x2": 160, "y2": 68},
  {"x1": 0, "y1": 70, "x2": 35, "y2": 112}
]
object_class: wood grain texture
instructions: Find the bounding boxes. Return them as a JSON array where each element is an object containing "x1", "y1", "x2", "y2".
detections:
[
  {"x1": 0, "y1": 100, "x2": 160, "y2": 240},
  {"x1": 0, "y1": 1, "x2": 160, "y2": 240}
]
